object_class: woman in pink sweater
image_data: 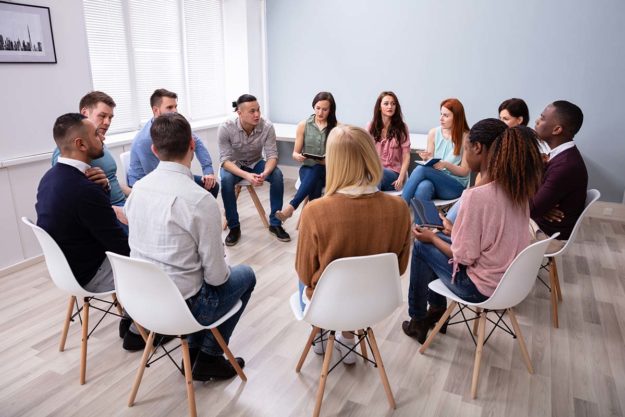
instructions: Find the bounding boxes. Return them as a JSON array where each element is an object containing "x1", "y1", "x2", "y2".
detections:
[{"x1": 402, "y1": 119, "x2": 544, "y2": 344}]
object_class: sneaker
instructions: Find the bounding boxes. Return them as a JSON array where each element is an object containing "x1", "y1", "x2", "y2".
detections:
[
  {"x1": 119, "y1": 317, "x2": 131, "y2": 338},
  {"x1": 334, "y1": 334, "x2": 356, "y2": 365},
  {"x1": 312, "y1": 331, "x2": 327, "y2": 355},
  {"x1": 268, "y1": 225, "x2": 291, "y2": 242},
  {"x1": 225, "y1": 227, "x2": 241, "y2": 246}
]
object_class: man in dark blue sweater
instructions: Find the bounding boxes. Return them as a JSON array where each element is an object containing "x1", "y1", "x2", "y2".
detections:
[{"x1": 36, "y1": 113, "x2": 144, "y2": 350}]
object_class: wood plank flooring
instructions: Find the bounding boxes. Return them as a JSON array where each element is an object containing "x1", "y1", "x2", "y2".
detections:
[{"x1": 1, "y1": 180, "x2": 624, "y2": 417}]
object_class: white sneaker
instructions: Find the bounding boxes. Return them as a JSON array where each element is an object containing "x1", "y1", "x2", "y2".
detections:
[
  {"x1": 334, "y1": 334, "x2": 357, "y2": 365},
  {"x1": 312, "y1": 331, "x2": 327, "y2": 355}
]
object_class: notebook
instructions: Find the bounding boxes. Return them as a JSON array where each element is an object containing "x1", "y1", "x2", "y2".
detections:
[
  {"x1": 415, "y1": 158, "x2": 441, "y2": 167},
  {"x1": 410, "y1": 197, "x2": 444, "y2": 229},
  {"x1": 302, "y1": 152, "x2": 325, "y2": 161}
]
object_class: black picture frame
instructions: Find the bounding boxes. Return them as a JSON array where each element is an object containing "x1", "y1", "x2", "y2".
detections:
[{"x1": 0, "y1": 1, "x2": 56, "y2": 63}]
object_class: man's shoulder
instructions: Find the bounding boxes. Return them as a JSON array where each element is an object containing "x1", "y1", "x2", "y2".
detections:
[
  {"x1": 132, "y1": 120, "x2": 154, "y2": 146},
  {"x1": 547, "y1": 147, "x2": 587, "y2": 176}
]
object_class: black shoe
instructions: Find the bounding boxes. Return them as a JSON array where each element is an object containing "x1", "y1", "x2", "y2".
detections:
[
  {"x1": 183, "y1": 352, "x2": 246, "y2": 381},
  {"x1": 402, "y1": 317, "x2": 429, "y2": 344},
  {"x1": 225, "y1": 227, "x2": 241, "y2": 246},
  {"x1": 123, "y1": 332, "x2": 175, "y2": 352},
  {"x1": 119, "y1": 317, "x2": 132, "y2": 338},
  {"x1": 268, "y1": 225, "x2": 291, "y2": 242}
]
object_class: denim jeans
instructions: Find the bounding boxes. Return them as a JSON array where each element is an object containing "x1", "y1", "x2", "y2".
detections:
[
  {"x1": 290, "y1": 164, "x2": 325, "y2": 209},
  {"x1": 220, "y1": 160, "x2": 284, "y2": 228},
  {"x1": 187, "y1": 265, "x2": 256, "y2": 356},
  {"x1": 193, "y1": 175, "x2": 220, "y2": 199},
  {"x1": 445, "y1": 199, "x2": 461, "y2": 224},
  {"x1": 401, "y1": 165, "x2": 465, "y2": 204},
  {"x1": 408, "y1": 235, "x2": 488, "y2": 319},
  {"x1": 379, "y1": 168, "x2": 399, "y2": 192}
]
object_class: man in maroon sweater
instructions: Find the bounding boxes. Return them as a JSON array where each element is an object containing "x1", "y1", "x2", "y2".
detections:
[{"x1": 531, "y1": 100, "x2": 588, "y2": 243}]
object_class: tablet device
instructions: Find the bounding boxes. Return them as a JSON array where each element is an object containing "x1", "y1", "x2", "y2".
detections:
[
  {"x1": 410, "y1": 197, "x2": 444, "y2": 229},
  {"x1": 302, "y1": 152, "x2": 325, "y2": 161}
]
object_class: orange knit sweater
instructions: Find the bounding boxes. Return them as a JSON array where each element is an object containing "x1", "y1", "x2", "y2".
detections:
[{"x1": 295, "y1": 192, "x2": 411, "y2": 299}]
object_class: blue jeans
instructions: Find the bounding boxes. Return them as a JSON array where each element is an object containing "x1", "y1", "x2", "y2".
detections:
[
  {"x1": 193, "y1": 175, "x2": 220, "y2": 199},
  {"x1": 446, "y1": 199, "x2": 461, "y2": 223},
  {"x1": 220, "y1": 160, "x2": 284, "y2": 228},
  {"x1": 290, "y1": 164, "x2": 325, "y2": 209},
  {"x1": 379, "y1": 168, "x2": 399, "y2": 191},
  {"x1": 401, "y1": 165, "x2": 465, "y2": 204},
  {"x1": 408, "y1": 235, "x2": 488, "y2": 319},
  {"x1": 187, "y1": 265, "x2": 256, "y2": 356}
]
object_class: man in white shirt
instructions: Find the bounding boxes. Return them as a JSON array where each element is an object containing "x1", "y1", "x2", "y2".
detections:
[{"x1": 125, "y1": 113, "x2": 256, "y2": 380}]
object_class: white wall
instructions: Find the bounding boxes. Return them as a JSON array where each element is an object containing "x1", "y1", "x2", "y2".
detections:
[{"x1": 266, "y1": 0, "x2": 625, "y2": 203}]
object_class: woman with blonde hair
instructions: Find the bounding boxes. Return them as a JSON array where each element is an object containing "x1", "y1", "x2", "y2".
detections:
[{"x1": 295, "y1": 125, "x2": 411, "y2": 364}]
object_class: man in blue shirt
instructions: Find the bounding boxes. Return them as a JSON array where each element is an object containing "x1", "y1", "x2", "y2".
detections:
[
  {"x1": 127, "y1": 88, "x2": 219, "y2": 198},
  {"x1": 51, "y1": 91, "x2": 129, "y2": 232}
]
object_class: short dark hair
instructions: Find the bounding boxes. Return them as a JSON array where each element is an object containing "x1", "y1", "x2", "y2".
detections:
[
  {"x1": 79, "y1": 91, "x2": 116, "y2": 112},
  {"x1": 498, "y1": 98, "x2": 529, "y2": 126},
  {"x1": 552, "y1": 100, "x2": 584, "y2": 137},
  {"x1": 150, "y1": 113, "x2": 192, "y2": 161},
  {"x1": 469, "y1": 118, "x2": 508, "y2": 147},
  {"x1": 150, "y1": 88, "x2": 178, "y2": 109},
  {"x1": 232, "y1": 94, "x2": 257, "y2": 111},
  {"x1": 53, "y1": 113, "x2": 87, "y2": 150}
]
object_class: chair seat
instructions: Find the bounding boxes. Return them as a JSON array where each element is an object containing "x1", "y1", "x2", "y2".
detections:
[
  {"x1": 289, "y1": 292, "x2": 304, "y2": 321},
  {"x1": 150, "y1": 300, "x2": 242, "y2": 337}
]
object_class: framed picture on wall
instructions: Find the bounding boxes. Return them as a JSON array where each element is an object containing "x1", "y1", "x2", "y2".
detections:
[{"x1": 0, "y1": 1, "x2": 56, "y2": 63}]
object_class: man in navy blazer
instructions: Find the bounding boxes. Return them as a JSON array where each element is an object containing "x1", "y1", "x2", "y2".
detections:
[
  {"x1": 531, "y1": 100, "x2": 588, "y2": 245},
  {"x1": 36, "y1": 113, "x2": 148, "y2": 350}
]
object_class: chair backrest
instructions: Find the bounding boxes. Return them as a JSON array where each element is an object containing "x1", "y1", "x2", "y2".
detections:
[
  {"x1": 550, "y1": 189, "x2": 600, "y2": 256},
  {"x1": 106, "y1": 252, "x2": 202, "y2": 336},
  {"x1": 21, "y1": 217, "x2": 91, "y2": 297},
  {"x1": 120, "y1": 151, "x2": 130, "y2": 184},
  {"x1": 481, "y1": 234, "x2": 559, "y2": 310},
  {"x1": 303, "y1": 253, "x2": 402, "y2": 331}
]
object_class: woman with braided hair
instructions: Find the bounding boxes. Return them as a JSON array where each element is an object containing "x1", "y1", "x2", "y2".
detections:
[{"x1": 402, "y1": 119, "x2": 543, "y2": 344}]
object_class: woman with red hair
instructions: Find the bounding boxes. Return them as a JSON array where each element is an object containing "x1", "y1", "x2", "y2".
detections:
[{"x1": 401, "y1": 98, "x2": 471, "y2": 204}]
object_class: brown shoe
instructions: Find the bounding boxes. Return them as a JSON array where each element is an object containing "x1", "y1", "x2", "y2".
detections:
[
  {"x1": 402, "y1": 317, "x2": 429, "y2": 344},
  {"x1": 426, "y1": 306, "x2": 448, "y2": 333}
]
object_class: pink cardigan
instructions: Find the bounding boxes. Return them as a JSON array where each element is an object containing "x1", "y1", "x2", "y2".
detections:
[{"x1": 451, "y1": 182, "x2": 530, "y2": 297}]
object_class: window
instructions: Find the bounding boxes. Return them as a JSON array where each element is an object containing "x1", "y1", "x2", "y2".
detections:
[{"x1": 83, "y1": 0, "x2": 226, "y2": 133}]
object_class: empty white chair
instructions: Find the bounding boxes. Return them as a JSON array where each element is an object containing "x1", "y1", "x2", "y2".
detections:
[
  {"x1": 21, "y1": 217, "x2": 126, "y2": 385},
  {"x1": 290, "y1": 253, "x2": 401, "y2": 417},
  {"x1": 543, "y1": 188, "x2": 600, "y2": 327},
  {"x1": 419, "y1": 234, "x2": 559, "y2": 399},
  {"x1": 106, "y1": 252, "x2": 246, "y2": 417}
]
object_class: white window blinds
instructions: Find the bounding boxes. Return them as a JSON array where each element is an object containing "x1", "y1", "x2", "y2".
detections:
[{"x1": 83, "y1": 0, "x2": 226, "y2": 133}]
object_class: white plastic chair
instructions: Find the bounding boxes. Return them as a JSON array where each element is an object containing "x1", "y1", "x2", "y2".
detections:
[
  {"x1": 419, "y1": 234, "x2": 559, "y2": 399},
  {"x1": 21, "y1": 217, "x2": 126, "y2": 385},
  {"x1": 106, "y1": 252, "x2": 246, "y2": 417},
  {"x1": 222, "y1": 178, "x2": 269, "y2": 230},
  {"x1": 543, "y1": 189, "x2": 600, "y2": 328},
  {"x1": 289, "y1": 253, "x2": 401, "y2": 417},
  {"x1": 120, "y1": 150, "x2": 130, "y2": 185}
]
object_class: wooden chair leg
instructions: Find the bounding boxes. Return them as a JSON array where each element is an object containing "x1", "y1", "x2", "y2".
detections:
[
  {"x1": 210, "y1": 328, "x2": 247, "y2": 382},
  {"x1": 420, "y1": 301, "x2": 457, "y2": 354},
  {"x1": 59, "y1": 295, "x2": 75, "y2": 352},
  {"x1": 367, "y1": 328, "x2": 396, "y2": 409},
  {"x1": 296, "y1": 326, "x2": 319, "y2": 372},
  {"x1": 296, "y1": 197, "x2": 309, "y2": 231},
  {"x1": 313, "y1": 332, "x2": 335, "y2": 417},
  {"x1": 471, "y1": 310, "x2": 487, "y2": 399},
  {"x1": 472, "y1": 307, "x2": 482, "y2": 336},
  {"x1": 551, "y1": 257, "x2": 563, "y2": 302},
  {"x1": 134, "y1": 322, "x2": 149, "y2": 343},
  {"x1": 111, "y1": 293, "x2": 124, "y2": 316},
  {"x1": 507, "y1": 308, "x2": 534, "y2": 374},
  {"x1": 79, "y1": 298, "x2": 90, "y2": 385},
  {"x1": 181, "y1": 338, "x2": 198, "y2": 417},
  {"x1": 246, "y1": 186, "x2": 270, "y2": 229},
  {"x1": 549, "y1": 260, "x2": 559, "y2": 328},
  {"x1": 357, "y1": 329, "x2": 368, "y2": 363},
  {"x1": 128, "y1": 331, "x2": 156, "y2": 407}
]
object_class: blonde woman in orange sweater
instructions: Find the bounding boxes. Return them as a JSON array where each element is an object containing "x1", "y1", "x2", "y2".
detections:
[{"x1": 295, "y1": 125, "x2": 411, "y2": 364}]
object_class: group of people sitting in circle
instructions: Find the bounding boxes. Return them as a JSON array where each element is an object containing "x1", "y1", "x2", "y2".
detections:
[{"x1": 35, "y1": 86, "x2": 588, "y2": 379}]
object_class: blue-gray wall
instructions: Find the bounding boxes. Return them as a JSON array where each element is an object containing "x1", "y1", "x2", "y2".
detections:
[{"x1": 266, "y1": 0, "x2": 625, "y2": 202}]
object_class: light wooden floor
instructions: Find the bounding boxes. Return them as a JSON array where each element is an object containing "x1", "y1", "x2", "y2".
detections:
[{"x1": 2, "y1": 180, "x2": 624, "y2": 417}]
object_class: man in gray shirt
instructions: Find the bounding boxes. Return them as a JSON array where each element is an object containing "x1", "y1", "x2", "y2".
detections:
[
  {"x1": 218, "y1": 94, "x2": 290, "y2": 246},
  {"x1": 125, "y1": 113, "x2": 256, "y2": 380}
]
